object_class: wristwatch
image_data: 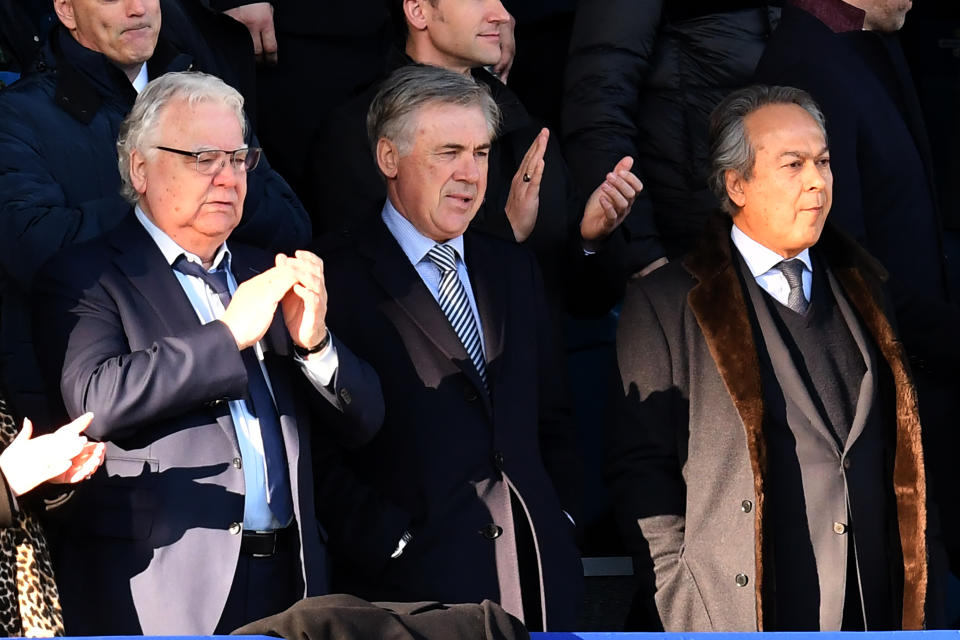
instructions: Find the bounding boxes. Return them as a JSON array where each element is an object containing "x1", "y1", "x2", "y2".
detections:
[{"x1": 293, "y1": 330, "x2": 330, "y2": 358}]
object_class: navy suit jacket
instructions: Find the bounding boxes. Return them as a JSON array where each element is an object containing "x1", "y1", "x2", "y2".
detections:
[
  {"x1": 31, "y1": 215, "x2": 383, "y2": 635},
  {"x1": 312, "y1": 217, "x2": 584, "y2": 631}
]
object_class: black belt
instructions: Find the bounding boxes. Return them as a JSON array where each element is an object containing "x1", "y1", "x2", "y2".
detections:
[{"x1": 240, "y1": 525, "x2": 296, "y2": 557}]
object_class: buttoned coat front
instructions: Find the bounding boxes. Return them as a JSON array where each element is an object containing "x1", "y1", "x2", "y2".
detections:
[
  {"x1": 608, "y1": 217, "x2": 934, "y2": 631},
  {"x1": 313, "y1": 217, "x2": 584, "y2": 631}
]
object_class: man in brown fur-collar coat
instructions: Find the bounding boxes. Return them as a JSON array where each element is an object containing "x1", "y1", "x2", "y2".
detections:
[{"x1": 608, "y1": 85, "x2": 945, "y2": 632}]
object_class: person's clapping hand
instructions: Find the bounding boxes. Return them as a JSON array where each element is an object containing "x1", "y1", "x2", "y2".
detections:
[
  {"x1": 277, "y1": 251, "x2": 329, "y2": 353},
  {"x1": 0, "y1": 413, "x2": 105, "y2": 497},
  {"x1": 580, "y1": 156, "x2": 643, "y2": 251}
]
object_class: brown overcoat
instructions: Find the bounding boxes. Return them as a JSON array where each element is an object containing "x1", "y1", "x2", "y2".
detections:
[{"x1": 608, "y1": 217, "x2": 932, "y2": 630}]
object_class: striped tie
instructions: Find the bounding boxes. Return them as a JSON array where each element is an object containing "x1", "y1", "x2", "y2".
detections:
[{"x1": 426, "y1": 244, "x2": 488, "y2": 391}]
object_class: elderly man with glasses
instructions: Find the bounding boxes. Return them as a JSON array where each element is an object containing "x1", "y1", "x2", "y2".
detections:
[{"x1": 30, "y1": 71, "x2": 384, "y2": 636}]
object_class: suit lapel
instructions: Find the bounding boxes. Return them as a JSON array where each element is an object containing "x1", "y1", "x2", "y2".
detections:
[
  {"x1": 109, "y1": 216, "x2": 201, "y2": 339},
  {"x1": 824, "y1": 267, "x2": 876, "y2": 451},
  {"x1": 739, "y1": 258, "x2": 840, "y2": 451},
  {"x1": 464, "y1": 233, "x2": 506, "y2": 391},
  {"x1": 360, "y1": 218, "x2": 489, "y2": 400},
  {"x1": 683, "y1": 221, "x2": 769, "y2": 628}
]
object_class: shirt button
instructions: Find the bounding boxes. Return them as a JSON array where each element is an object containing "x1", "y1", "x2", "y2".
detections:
[
  {"x1": 479, "y1": 524, "x2": 503, "y2": 540},
  {"x1": 735, "y1": 573, "x2": 749, "y2": 587},
  {"x1": 833, "y1": 522, "x2": 847, "y2": 535},
  {"x1": 228, "y1": 522, "x2": 242, "y2": 535},
  {"x1": 741, "y1": 500, "x2": 753, "y2": 513},
  {"x1": 232, "y1": 457, "x2": 242, "y2": 469}
]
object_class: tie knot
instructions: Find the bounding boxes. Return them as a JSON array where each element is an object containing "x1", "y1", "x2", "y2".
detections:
[
  {"x1": 173, "y1": 254, "x2": 230, "y2": 295},
  {"x1": 426, "y1": 244, "x2": 458, "y2": 274},
  {"x1": 776, "y1": 259, "x2": 805, "y2": 287}
]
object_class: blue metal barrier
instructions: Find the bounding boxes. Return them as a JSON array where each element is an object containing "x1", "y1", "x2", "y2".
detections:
[
  {"x1": 531, "y1": 634, "x2": 960, "y2": 639},
  {"x1": 53, "y1": 632, "x2": 960, "y2": 639}
]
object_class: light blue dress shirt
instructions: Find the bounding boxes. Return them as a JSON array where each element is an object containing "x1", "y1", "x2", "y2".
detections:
[
  {"x1": 135, "y1": 206, "x2": 337, "y2": 530},
  {"x1": 381, "y1": 199, "x2": 486, "y2": 356}
]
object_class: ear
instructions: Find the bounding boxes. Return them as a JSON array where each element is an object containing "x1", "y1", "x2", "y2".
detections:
[
  {"x1": 129, "y1": 149, "x2": 149, "y2": 196},
  {"x1": 54, "y1": 0, "x2": 77, "y2": 30},
  {"x1": 403, "y1": 0, "x2": 429, "y2": 32},
  {"x1": 376, "y1": 138, "x2": 400, "y2": 179},
  {"x1": 725, "y1": 170, "x2": 747, "y2": 209}
]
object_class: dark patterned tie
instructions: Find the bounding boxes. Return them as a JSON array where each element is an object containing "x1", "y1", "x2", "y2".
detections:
[
  {"x1": 172, "y1": 255, "x2": 293, "y2": 524},
  {"x1": 425, "y1": 244, "x2": 488, "y2": 392},
  {"x1": 775, "y1": 259, "x2": 809, "y2": 314}
]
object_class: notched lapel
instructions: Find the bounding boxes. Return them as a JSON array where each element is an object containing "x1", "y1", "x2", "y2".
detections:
[
  {"x1": 361, "y1": 220, "x2": 488, "y2": 397},
  {"x1": 109, "y1": 218, "x2": 201, "y2": 338},
  {"x1": 464, "y1": 233, "x2": 506, "y2": 391}
]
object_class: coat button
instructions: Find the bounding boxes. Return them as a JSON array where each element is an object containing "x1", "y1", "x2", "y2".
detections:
[
  {"x1": 479, "y1": 524, "x2": 503, "y2": 540},
  {"x1": 741, "y1": 500, "x2": 753, "y2": 513},
  {"x1": 492, "y1": 450, "x2": 504, "y2": 470},
  {"x1": 232, "y1": 457, "x2": 242, "y2": 469},
  {"x1": 735, "y1": 573, "x2": 749, "y2": 587},
  {"x1": 833, "y1": 522, "x2": 847, "y2": 535},
  {"x1": 228, "y1": 522, "x2": 242, "y2": 535},
  {"x1": 842, "y1": 457, "x2": 851, "y2": 470},
  {"x1": 339, "y1": 388, "x2": 352, "y2": 405},
  {"x1": 463, "y1": 385, "x2": 479, "y2": 402}
]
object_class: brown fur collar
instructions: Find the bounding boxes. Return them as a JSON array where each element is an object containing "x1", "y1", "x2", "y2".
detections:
[{"x1": 681, "y1": 215, "x2": 928, "y2": 629}]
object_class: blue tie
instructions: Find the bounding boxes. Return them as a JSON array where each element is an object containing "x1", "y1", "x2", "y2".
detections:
[
  {"x1": 172, "y1": 255, "x2": 294, "y2": 524},
  {"x1": 425, "y1": 244, "x2": 488, "y2": 392}
]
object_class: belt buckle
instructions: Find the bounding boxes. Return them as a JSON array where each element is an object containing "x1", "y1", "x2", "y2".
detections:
[
  {"x1": 250, "y1": 531, "x2": 277, "y2": 558},
  {"x1": 248, "y1": 530, "x2": 278, "y2": 558}
]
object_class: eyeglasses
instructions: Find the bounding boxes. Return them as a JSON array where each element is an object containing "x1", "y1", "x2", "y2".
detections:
[{"x1": 155, "y1": 146, "x2": 262, "y2": 175}]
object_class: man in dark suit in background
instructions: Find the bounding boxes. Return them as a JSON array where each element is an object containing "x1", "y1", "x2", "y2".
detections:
[
  {"x1": 755, "y1": 0, "x2": 960, "y2": 578},
  {"x1": 0, "y1": 0, "x2": 310, "y2": 428},
  {"x1": 31, "y1": 71, "x2": 383, "y2": 635},
  {"x1": 314, "y1": 64, "x2": 584, "y2": 631},
  {"x1": 608, "y1": 85, "x2": 944, "y2": 631},
  {"x1": 311, "y1": 0, "x2": 643, "y2": 317}
]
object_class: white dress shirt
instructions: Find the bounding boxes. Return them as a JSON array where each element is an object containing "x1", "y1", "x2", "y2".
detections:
[
  {"x1": 731, "y1": 224, "x2": 813, "y2": 306},
  {"x1": 135, "y1": 207, "x2": 338, "y2": 530},
  {"x1": 132, "y1": 63, "x2": 148, "y2": 93}
]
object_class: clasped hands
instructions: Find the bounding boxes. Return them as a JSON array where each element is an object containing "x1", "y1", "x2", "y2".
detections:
[
  {"x1": 504, "y1": 128, "x2": 643, "y2": 249},
  {"x1": 220, "y1": 250, "x2": 328, "y2": 354}
]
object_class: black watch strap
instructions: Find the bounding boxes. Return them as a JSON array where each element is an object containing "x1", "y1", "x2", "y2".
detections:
[{"x1": 294, "y1": 331, "x2": 331, "y2": 358}]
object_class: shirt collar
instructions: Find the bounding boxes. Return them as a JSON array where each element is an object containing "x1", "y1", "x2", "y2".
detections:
[
  {"x1": 135, "y1": 205, "x2": 232, "y2": 271},
  {"x1": 789, "y1": 0, "x2": 866, "y2": 33},
  {"x1": 731, "y1": 223, "x2": 812, "y2": 277},
  {"x1": 381, "y1": 198, "x2": 467, "y2": 266},
  {"x1": 131, "y1": 63, "x2": 148, "y2": 93}
]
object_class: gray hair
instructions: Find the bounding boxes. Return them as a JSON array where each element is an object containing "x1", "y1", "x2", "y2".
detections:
[
  {"x1": 366, "y1": 64, "x2": 501, "y2": 160},
  {"x1": 708, "y1": 85, "x2": 827, "y2": 215},
  {"x1": 116, "y1": 71, "x2": 247, "y2": 203}
]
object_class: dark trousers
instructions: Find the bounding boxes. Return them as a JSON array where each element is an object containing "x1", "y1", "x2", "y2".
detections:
[{"x1": 214, "y1": 526, "x2": 303, "y2": 633}]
